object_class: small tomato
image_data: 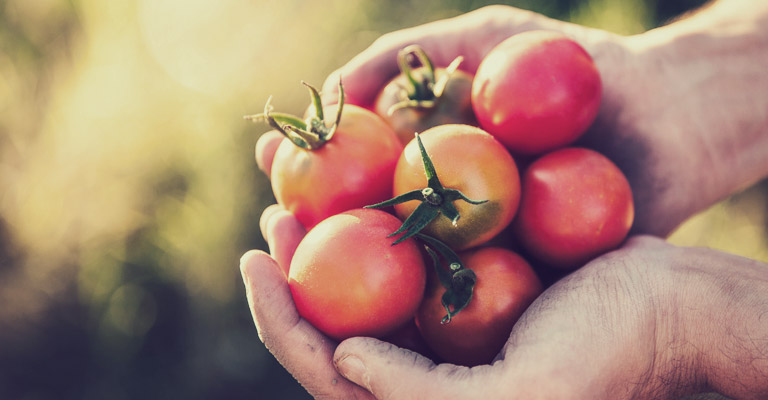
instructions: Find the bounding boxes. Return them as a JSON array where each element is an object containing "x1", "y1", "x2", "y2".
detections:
[
  {"x1": 289, "y1": 209, "x2": 427, "y2": 341},
  {"x1": 472, "y1": 30, "x2": 602, "y2": 154},
  {"x1": 514, "y1": 147, "x2": 634, "y2": 269},
  {"x1": 374, "y1": 45, "x2": 475, "y2": 145},
  {"x1": 416, "y1": 246, "x2": 542, "y2": 366},
  {"x1": 253, "y1": 82, "x2": 403, "y2": 229},
  {"x1": 391, "y1": 124, "x2": 521, "y2": 250}
]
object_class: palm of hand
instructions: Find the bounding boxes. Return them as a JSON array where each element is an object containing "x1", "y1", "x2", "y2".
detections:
[{"x1": 245, "y1": 211, "x2": 678, "y2": 399}]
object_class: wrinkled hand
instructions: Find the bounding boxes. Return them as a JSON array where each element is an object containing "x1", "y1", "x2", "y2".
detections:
[
  {"x1": 242, "y1": 208, "x2": 706, "y2": 399},
  {"x1": 256, "y1": 4, "x2": 737, "y2": 237},
  {"x1": 244, "y1": 4, "x2": 768, "y2": 399},
  {"x1": 241, "y1": 205, "x2": 369, "y2": 399},
  {"x1": 244, "y1": 209, "x2": 768, "y2": 399}
]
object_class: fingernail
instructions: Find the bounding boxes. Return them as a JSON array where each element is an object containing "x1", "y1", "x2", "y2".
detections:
[
  {"x1": 240, "y1": 250, "x2": 256, "y2": 267},
  {"x1": 335, "y1": 355, "x2": 370, "y2": 391},
  {"x1": 239, "y1": 250, "x2": 259, "y2": 284}
]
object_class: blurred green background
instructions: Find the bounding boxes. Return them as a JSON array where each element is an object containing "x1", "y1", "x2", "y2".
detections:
[{"x1": 1, "y1": 0, "x2": 765, "y2": 399}]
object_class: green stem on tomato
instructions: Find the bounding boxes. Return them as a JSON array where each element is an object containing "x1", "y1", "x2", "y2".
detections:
[
  {"x1": 417, "y1": 233, "x2": 477, "y2": 324},
  {"x1": 365, "y1": 132, "x2": 487, "y2": 244},
  {"x1": 244, "y1": 80, "x2": 345, "y2": 150},
  {"x1": 387, "y1": 45, "x2": 464, "y2": 115}
]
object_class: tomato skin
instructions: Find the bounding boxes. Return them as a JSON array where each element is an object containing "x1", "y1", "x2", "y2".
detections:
[
  {"x1": 416, "y1": 247, "x2": 542, "y2": 366},
  {"x1": 393, "y1": 124, "x2": 520, "y2": 250},
  {"x1": 374, "y1": 68, "x2": 476, "y2": 145},
  {"x1": 515, "y1": 147, "x2": 634, "y2": 270},
  {"x1": 289, "y1": 209, "x2": 427, "y2": 341},
  {"x1": 271, "y1": 104, "x2": 403, "y2": 229},
  {"x1": 471, "y1": 30, "x2": 602, "y2": 155}
]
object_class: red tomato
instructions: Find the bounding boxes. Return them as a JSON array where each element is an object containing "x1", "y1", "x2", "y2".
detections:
[
  {"x1": 289, "y1": 209, "x2": 426, "y2": 341},
  {"x1": 416, "y1": 247, "x2": 542, "y2": 366},
  {"x1": 271, "y1": 103, "x2": 403, "y2": 229},
  {"x1": 392, "y1": 124, "x2": 520, "y2": 250},
  {"x1": 471, "y1": 30, "x2": 602, "y2": 154},
  {"x1": 515, "y1": 147, "x2": 634, "y2": 269}
]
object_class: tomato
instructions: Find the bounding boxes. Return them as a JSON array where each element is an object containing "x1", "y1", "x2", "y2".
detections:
[
  {"x1": 392, "y1": 124, "x2": 520, "y2": 250},
  {"x1": 416, "y1": 247, "x2": 542, "y2": 366},
  {"x1": 375, "y1": 69, "x2": 475, "y2": 145},
  {"x1": 514, "y1": 147, "x2": 634, "y2": 270},
  {"x1": 374, "y1": 46, "x2": 475, "y2": 145},
  {"x1": 271, "y1": 102, "x2": 403, "y2": 229},
  {"x1": 471, "y1": 30, "x2": 602, "y2": 155},
  {"x1": 289, "y1": 209, "x2": 426, "y2": 341}
]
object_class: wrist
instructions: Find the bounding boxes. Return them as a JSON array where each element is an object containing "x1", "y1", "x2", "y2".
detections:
[
  {"x1": 615, "y1": 6, "x2": 768, "y2": 235},
  {"x1": 615, "y1": 244, "x2": 709, "y2": 399},
  {"x1": 666, "y1": 245, "x2": 768, "y2": 399}
]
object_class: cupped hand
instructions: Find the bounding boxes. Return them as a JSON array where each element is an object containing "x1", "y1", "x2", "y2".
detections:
[
  {"x1": 257, "y1": 4, "x2": 736, "y2": 238},
  {"x1": 242, "y1": 206, "x2": 371, "y2": 399},
  {"x1": 328, "y1": 236, "x2": 694, "y2": 400},
  {"x1": 325, "y1": 235, "x2": 768, "y2": 400},
  {"x1": 242, "y1": 210, "x2": 706, "y2": 399},
  {"x1": 242, "y1": 206, "x2": 510, "y2": 399}
]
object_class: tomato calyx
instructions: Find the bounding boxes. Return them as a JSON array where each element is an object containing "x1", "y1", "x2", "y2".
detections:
[
  {"x1": 366, "y1": 132, "x2": 487, "y2": 244},
  {"x1": 417, "y1": 234, "x2": 476, "y2": 324},
  {"x1": 387, "y1": 45, "x2": 464, "y2": 115},
  {"x1": 245, "y1": 80, "x2": 345, "y2": 150}
]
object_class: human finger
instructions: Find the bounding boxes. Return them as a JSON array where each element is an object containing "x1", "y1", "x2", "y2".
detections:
[
  {"x1": 264, "y1": 208, "x2": 306, "y2": 277},
  {"x1": 260, "y1": 206, "x2": 306, "y2": 277},
  {"x1": 255, "y1": 130, "x2": 284, "y2": 177},
  {"x1": 320, "y1": 6, "x2": 558, "y2": 108},
  {"x1": 259, "y1": 204, "x2": 282, "y2": 240},
  {"x1": 334, "y1": 337, "x2": 505, "y2": 399},
  {"x1": 240, "y1": 250, "x2": 373, "y2": 399}
]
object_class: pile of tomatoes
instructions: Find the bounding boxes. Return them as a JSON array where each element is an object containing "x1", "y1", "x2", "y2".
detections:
[{"x1": 249, "y1": 30, "x2": 634, "y2": 366}]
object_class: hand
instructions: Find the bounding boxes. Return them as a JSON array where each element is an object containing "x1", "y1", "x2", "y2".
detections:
[
  {"x1": 242, "y1": 203, "x2": 374, "y2": 399},
  {"x1": 327, "y1": 236, "x2": 680, "y2": 399},
  {"x1": 257, "y1": 4, "x2": 768, "y2": 237},
  {"x1": 243, "y1": 215, "x2": 768, "y2": 399},
  {"x1": 260, "y1": 5, "x2": 662, "y2": 233},
  {"x1": 328, "y1": 235, "x2": 768, "y2": 400},
  {"x1": 245, "y1": 4, "x2": 768, "y2": 399}
]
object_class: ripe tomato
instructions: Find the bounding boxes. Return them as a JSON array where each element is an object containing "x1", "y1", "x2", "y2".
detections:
[
  {"x1": 392, "y1": 124, "x2": 520, "y2": 250},
  {"x1": 514, "y1": 147, "x2": 634, "y2": 269},
  {"x1": 416, "y1": 247, "x2": 542, "y2": 366},
  {"x1": 471, "y1": 30, "x2": 602, "y2": 154},
  {"x1": 375, "y1": 69, "x2": 475, "y2": 145},
  {"x1": 271, "y1": 103, "x2": 403, "y2": 229},
  {"x1": 289, "y1": 209, "x2": 426, "y2": 341},
  {"x1": 374, "y1": 46, "x2": 475, "y2": 145}
]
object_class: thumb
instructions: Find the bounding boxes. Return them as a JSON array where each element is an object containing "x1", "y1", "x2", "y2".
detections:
[{"x1": 333, "y1": 337, "x2": 503, "y2": 399}]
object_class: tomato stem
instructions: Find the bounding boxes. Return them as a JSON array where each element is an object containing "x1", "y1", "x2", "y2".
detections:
[
  {"x1": 303, "y1": 80, "x2": 325, "y2": 121},
  {"x1": 398, "y1": 46, "x2": 424, "y2": 100},
  {"x1": 365, "y1": 132, "x2": 487, "y2": 243},
  {"x1": 432, "y1": 55, "x2": 463, "y2": 99},
  {"x1": 244, "y1": 80, "x2": 345, "y2": 150},
  {"x1": 422, "y1": 187, "x2": 442, "y2": 205},
  {"x1": 387, "y1": 45, "x2": 464, "y2": 115},
  {"x1": 417, "y1": 233, "x2": 476, "y2": 324}
]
